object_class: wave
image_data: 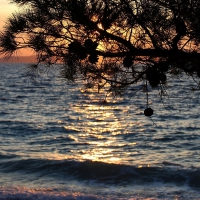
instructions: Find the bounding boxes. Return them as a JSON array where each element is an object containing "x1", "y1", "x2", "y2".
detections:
[
  {"x1": 0, "y1": 153, "x2": 18, "y2": 160},
  {"x1": 0, "y1": 186, "x2": 117, "y2": 200},
  {"x1": 0, "y1": 158, "x2": 200, "y2": 188}
]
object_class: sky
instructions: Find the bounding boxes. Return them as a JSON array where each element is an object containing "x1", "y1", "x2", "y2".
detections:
[
  {"x1": 0, "y1": 0, "x2": 18, "y2": 29},
  {"x1": 0, "y1": 0, "x2": 35, "y2": 60}
]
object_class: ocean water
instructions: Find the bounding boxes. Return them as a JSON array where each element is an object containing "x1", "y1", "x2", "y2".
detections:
[{"x1": 0, "y1": 63, "x2": 200, "y2": 200}]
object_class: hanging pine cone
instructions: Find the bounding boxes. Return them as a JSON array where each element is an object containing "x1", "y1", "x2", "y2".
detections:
[
  {"x1": 77, "y1": 47, "x2": 87, "y2": 60},
  {"x1": 68, "y1": 41, "x2": 87, "y2": 60},
  {"x1": 68, "y1": 41, "x2": 82, "y2": 53},
  {"x1": 197, "y1": 70, "x2": 200, "y2": 78},
  {"x1": 158, "y1": 72, "x2": 167, "y2": 82},
  {"x1": 84, "y1": 39, "x2": 98, "y2": 50},
  {"x1": 88, "y1": 54, "x2": 99, "y2": 64},
  {"x1": 123, "y1": 56, "x2": 133, "y2": 68},
  {"x1": 144, "y1": 107, "x2": 153, "y2": 117},
  {"x1": 160, "y1": 65, "x2": 169, "y2": 72},
  {"x1": 146, "y1": 68, "x2": 160, "y2": 87}
]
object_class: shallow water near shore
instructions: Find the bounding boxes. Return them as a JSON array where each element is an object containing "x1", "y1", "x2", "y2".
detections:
[{"x1": 0, "y1": 63, "x2": 200, "y2": 199}]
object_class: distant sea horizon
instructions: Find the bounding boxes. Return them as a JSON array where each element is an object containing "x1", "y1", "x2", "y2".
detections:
[{"x1": 0, "y1": 55, "x2": 36, "y2": 63}]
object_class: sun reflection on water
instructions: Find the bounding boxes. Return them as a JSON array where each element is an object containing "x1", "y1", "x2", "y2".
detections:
[
  {"x1": 65, "y1": 87, "x2": 133, "y2": 164},
  {"x1": 23, "y1": 83, "x2": 147, "y2": 165}
]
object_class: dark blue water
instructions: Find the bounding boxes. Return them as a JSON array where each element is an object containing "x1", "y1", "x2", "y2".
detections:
[{"x1": 0, "y1": 63, "x2": 200, "y2": 199}]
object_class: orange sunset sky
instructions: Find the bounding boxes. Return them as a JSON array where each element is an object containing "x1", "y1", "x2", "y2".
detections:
[{"x1": 0, "y1": 0, "x2": 35, "y2": 62}]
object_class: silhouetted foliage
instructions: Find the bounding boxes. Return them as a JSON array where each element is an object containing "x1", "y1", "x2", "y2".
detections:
[{"x1": 1, "y1": 0, "x2": 200, "y2": 116}]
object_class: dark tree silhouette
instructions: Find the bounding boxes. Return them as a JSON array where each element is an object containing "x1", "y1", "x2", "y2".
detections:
[{"x1": 1, "y1": 0, "x2": 200, "y2": 116}]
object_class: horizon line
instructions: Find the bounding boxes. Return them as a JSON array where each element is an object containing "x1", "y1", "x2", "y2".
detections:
[{"x1": 0, "y1": 55, "x2": 36, "y2": 63}]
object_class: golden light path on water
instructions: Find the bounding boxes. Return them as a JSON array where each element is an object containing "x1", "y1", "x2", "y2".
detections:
[
  {"x1": 44, "y1": 84, "x2": 148, "y2": 166},
  {"x1": 67, "y1": 88, "x2": 132, "y2": 164},
  {"x1": 10, "y1": 71, "x2": 197, "y2": 169}
]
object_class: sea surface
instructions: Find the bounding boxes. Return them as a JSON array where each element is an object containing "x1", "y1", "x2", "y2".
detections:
[{"x1": 0, "y1": 63, "x2": 200, "y2": 200}]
